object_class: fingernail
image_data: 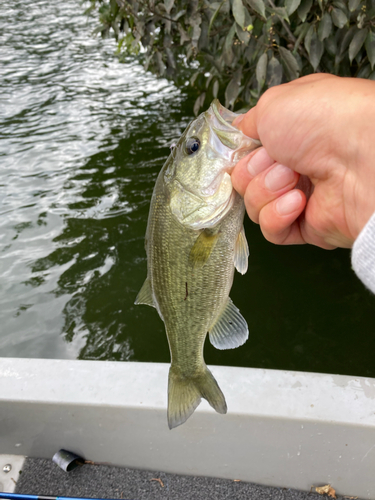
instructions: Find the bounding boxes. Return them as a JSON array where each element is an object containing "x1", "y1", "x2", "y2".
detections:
[
  {"x1": 232, "y1": 114, "x2": 244, "y2": 127},
  {"x1": 276, "y1": 190, "x2": 302, "y2": 216},
  {"x1": 265, "y1": 164, "x2": 295, "y2": 191},
  {"x1": 247, "y1": 148, "x2": 274, "y2": 176}
]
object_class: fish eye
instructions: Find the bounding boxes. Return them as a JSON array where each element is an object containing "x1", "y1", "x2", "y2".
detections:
[{"x1": 185, "y1": 137, "x2": 200, "y2": 155}]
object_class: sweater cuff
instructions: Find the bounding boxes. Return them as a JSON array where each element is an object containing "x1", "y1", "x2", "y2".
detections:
[{"x1": 351, "y1": 211, "x2": 375, "y2": 294}]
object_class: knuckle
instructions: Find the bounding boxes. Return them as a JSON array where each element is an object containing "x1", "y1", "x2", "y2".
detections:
[
  {"x1": 259, "y1": 208, "x2": 291, "y2": 245},
  {"x1": 257, "y1": 86, "x2": 278, "y2": 110}
]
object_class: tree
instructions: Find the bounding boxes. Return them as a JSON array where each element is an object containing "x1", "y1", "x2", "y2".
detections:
[{"x1": 87, "y1": 0, "x2": 375, "y2": 112}]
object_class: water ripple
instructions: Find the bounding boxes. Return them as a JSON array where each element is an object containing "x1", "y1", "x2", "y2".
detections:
[{"x1": 0, "y1": 0, "x2": 188, "y2": 360}]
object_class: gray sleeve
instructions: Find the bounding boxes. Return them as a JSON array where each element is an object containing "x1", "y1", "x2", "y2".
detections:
[{"x1": 351, "y1": 211, "x2": 375, "y2": 294}]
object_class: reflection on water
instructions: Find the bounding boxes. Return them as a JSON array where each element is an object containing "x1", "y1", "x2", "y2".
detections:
[
  {"x1": 1, "y1": 0, "x2": 375, "y2": 376},
  {"x1": 0, "y1": 0, "x2": 184, "y2": 360}
]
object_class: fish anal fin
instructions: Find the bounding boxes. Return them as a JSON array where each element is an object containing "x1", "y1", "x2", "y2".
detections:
[
  {"x1": 189, "y1": 230, "x2": 220, "y2": 269},
  {"x1": 209, "y1": 298, "x2": 248, "y2": 350},
  {"x1": 234, "y1": 226, "x2": 249, "y2": 275},
  {"x1": 168, "y1": 364, "x2": 227, "y2": 429},
  {"x1": 134, "y1": 278, "x2": 155, "y2": 308}
]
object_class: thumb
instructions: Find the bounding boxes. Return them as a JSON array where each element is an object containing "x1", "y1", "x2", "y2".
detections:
[{"x1": 233, "y1": 106, "x2": 260, "y2": 141}]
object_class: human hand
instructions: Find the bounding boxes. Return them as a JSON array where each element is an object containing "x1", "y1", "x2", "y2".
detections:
[{"x1": 232, "y1": 74, "x2": 375, "y2": 249}]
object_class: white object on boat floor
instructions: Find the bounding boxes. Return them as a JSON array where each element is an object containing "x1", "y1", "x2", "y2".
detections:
[
  {"x1": 0, "y1": 455, "x2": 26, "y2": 492},
  {"x1": 0, "y1": 358, "x2": 374, "y2": 499}
]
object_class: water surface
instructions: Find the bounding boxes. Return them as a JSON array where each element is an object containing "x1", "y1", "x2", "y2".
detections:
[{"x1": 1, "y1": 0, "x2": 375, "y2": 377}]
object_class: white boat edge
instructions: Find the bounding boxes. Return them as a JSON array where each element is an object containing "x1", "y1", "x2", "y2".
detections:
[{"x1": 1, "y1": 358, "x2": 374, "y2": 498}]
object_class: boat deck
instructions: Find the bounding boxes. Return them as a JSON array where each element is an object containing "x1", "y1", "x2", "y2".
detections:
[{"x1": 15, "y1": 457, "x2": 346, "y2": 500}]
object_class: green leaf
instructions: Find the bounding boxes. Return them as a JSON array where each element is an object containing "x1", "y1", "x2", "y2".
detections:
[
  {"x1": 213, "y1": 80, "x2": 219, "y2": 98},
  {"x1": 337, "y1": 26, "x2": 355, "y2": 60},
  {"x1": 286, "y1": 0, "x2": 301, "y2": 16},
  {"x1": 365, "y1": 30, "x2": 375, "y2": 70},
  {"x1": 304, "y1": 24, "x2": 314, "y2": 54},
  {"x1": 293, "y1": 22, "x2": 309, "y2": 55},
  {"x1": 205, "y1": 74, "x2": 214, "y2": 89},
  {"x1": 270, "y1": 6, "x2": 290, "y2": 23},
  {"x1": 357, "y1": 63, "x2": 371, "y2": 79},
  {"x1": 279, "y1": 46, "x2": 300, "y2": 80},
  {"x1": 236, "y1": 23, "x2": 251, "y2": 45},
  {"x1": 349, "y1": 28, "x2": 368, "y2": 63},
  {"x1": 324, "y1": 35, "x2": 337, "y2": 56},
  {"x1": 164, "y1": 0, "x2": 174, "y2": 14},
  {"x1": 155, "y1": 52, "x2": 166, "y2": 76},
  {"x1": 331, "y1": 8, "x2": 347, "y2": 29},
  {"x1": 194, "y1": 92, "x2": 206, "y2": 116},
  {"x1": 333, "y1": 0, "x2": 348, "y2": 9},
  {"x1": 332, "y1": 0, "x2": 348, "y2": 11},
  {"x1": 244, "y1": 8, "x2": 253, "y2": 28},
  {"x1": 225, "y1": 68, "x2": 242, "y2": 109},
  {"x1": 233, "y1": 0, "x2": 246, "y2": 28},
  {"x1": 225, "y1": 22, "x2": 236, "y2": 49},
  {"x1": 190, "y1": 70, "x2": 200, "y2": 86},
  {"x1": 190, "y1": 15, "x2": 202, "y2": 45},
  {"x1": 223, "y1": 22, "x2": 236, "y2": 64},
  {"x1": 198, "y1": 21, "x2": 209, "y2": 50},
  {"x1": 244, "y1": 37, "x2": 258, "y2": 63},
  {"x1": 165, "y1": 48, "x2": 176, "y2": 69},
  {"x1": 252, "y1": 17, "x2": 264, "y2": 38},
  {"x1": 297, "y1": 0, "x2": 312, "y2": 22},
  {"x1": 208, "y1": 0, "x2": 227, "y2": 36},
  {"x1": 309, "y1": 30, "x2": 324, "y2": 70},
  {"x1": 349, "y1": 0, "x2": 362, "y2": 10},
  {"x1": 246, "y1": 0, "x2": 266, "y2": 19},
  {"x1": 318, "y1": 13, "x2": 332, "y2": 42},
  {"x1": 267, "y1": 56, "x2": 283, "y2": 87},
  {"x1": 256, "y1": 52, "x2": 268, "y2": 90},
  {"x1": 172, "y1": 9, "x2": 186, "y2": 21}
]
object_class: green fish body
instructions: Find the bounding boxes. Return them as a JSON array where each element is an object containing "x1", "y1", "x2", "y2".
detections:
[{"x1": 136, "y1": 100, "x2": 260, "y2": 428}]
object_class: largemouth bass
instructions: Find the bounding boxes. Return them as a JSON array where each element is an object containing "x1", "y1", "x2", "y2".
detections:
[{"x1": 136, "y1": 100, "x2": 260, "y2": 429}]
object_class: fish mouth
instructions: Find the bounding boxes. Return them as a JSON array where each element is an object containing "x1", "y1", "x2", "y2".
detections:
[
  {"x1": 205, "y1": 100, "x2": 261, "y2": 160},
  {"x1": 210, "y1": 99, "x2": 240, "y2": 129}
]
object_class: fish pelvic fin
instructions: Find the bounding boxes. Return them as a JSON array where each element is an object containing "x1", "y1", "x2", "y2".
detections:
[{"x1": 167, "y1": 364, "x2": 227, "y2": 429}]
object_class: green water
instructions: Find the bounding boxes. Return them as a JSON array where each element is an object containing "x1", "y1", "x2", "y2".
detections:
[{"x1": 1, "y1": 0, "x2": 375, "y2": 377}]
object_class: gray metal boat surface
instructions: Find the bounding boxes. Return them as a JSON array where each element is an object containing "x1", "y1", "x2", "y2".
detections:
[{"x1": 1, "y1": 358, "x2": 374, "y2": 498}]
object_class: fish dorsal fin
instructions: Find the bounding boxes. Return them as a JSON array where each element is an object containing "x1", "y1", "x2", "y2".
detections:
[
  {"x1": 209, "y1": 298, "x2": 249, "y2": 350},
  {"x1": 134, "y1": 278, "x2": 155, "y2": 308},
  {"x1": 234, "y1": 226, "x2": 249, "y2": 275},
  {"x1": 189, "y1": 229, "x2": 220, "y2": 268}
]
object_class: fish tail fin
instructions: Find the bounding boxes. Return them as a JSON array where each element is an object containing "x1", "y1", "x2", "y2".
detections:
[{"x1": 167, "y1": 364, "x2": 227, "y2": 429}]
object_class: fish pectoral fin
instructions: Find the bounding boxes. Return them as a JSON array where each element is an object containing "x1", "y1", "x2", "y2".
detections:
[
  {"x1": 234, "y1": 226, "x2": 249, "y2": 275},
  {"x1": 209, "y1": 298, "x2": 249, "y2": 350},
  {"x1": 134, "y1": 278, "x2": 155, "y2": 308},
  {"x1": 189, "y1": 230, "x2": 220, "y2": 268},
  {"x1": 168, "y1": 364, "x2": 227, "y2": 429}
]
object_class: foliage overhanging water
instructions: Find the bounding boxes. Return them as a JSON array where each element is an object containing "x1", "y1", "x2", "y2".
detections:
[{"x1": 1, "y1": 0, "x2": 375, "y2": 377}]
